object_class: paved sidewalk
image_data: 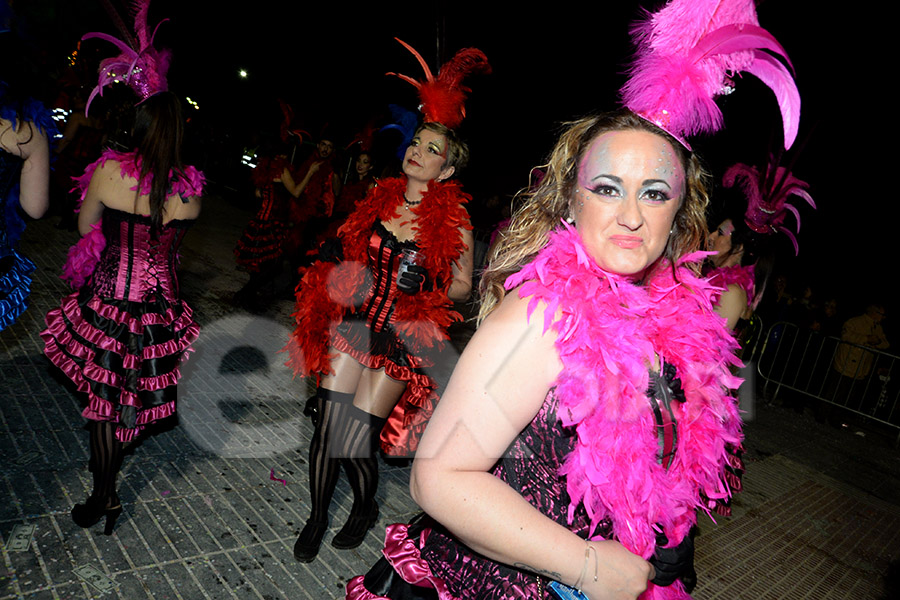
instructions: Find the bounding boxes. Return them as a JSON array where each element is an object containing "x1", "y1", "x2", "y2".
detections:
[{"x1": 2, "y1": 189, "x2": 898, "y2": 599}]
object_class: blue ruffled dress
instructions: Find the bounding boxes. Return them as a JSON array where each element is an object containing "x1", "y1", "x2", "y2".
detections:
[{"x1": 0, "y1": 89, "x2": 56, "y2": 331}]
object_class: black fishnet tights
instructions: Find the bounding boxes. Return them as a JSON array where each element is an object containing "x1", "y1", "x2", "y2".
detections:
[
  {"x1": 88, "y1": 421, "x2": 124, "y2": 508},
  {"x1": 307, "y1": 388, "x2": 384, "y2": 523}
]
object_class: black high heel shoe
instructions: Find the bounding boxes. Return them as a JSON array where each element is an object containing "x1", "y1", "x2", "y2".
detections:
[
  {"x1": 72, "y1": 496, "x2": 123, "y2": 535},
  {"x1": 331, "y1": 502, "x2": 379, "y2": 549}
]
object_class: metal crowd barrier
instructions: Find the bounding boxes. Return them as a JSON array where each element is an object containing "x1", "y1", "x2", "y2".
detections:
[{"x1": 755, "y1": 321, "x2": 900, "y2": 445}]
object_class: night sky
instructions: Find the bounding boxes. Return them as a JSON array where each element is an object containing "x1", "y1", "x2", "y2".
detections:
[{"x1": 11, "y1": 0, "x2": 895, "y2": 332}]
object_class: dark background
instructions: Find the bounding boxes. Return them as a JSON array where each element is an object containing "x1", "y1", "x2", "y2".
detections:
[{"x1": 8, "y1": 0, "x2": 893, "y2": 333}]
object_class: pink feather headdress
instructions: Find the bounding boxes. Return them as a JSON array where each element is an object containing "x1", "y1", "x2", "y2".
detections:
[
  {"x1": 83, "y1": 0, "x2": 171, "y2": 114},
  {"x1": 622, "y1": 0, "x2": 800, "y2": 150},
  {"x1": 723, "y1": 155, "x2": 816, "y2": 255},
  {"x1": 386, "y1": 38, "x2": 491, "y2": 130}
]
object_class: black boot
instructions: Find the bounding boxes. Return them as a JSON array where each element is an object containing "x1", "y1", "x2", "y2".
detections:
[
  {"x1": 293, "y1": 518, "x2": 328, "y2": 562},
  {"x1": 332, "y1": 501, "x2": 379, "y2": 549}
]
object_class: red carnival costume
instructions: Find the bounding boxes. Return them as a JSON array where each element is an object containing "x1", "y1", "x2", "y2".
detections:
[
  {"x1": 284, "y1": 153, "x2": 337, "y2": 264},
  {"x1": 290, "y1": 154, "x2": 336, "y2": 224},
  {"x1": 288, "y1": 37, "x2": 486, "y2": 564},
  {"x1": 234, "y1": 155, "x2": 291, "y2": 271},
  {"x1": 335, "y1": 175, "x2": 374, "y2": 216},
  {"x1": 286, "y1": 176, "x2": 471, "y2": 456}
]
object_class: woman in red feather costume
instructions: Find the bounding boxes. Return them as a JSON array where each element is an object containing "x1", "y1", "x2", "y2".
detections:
[
  {"x1": 232, "y1": 141, "x2": 316, "y2": 309},
  {"x1": 287, "y1": 121, "x2": 474, "y2": 561}
]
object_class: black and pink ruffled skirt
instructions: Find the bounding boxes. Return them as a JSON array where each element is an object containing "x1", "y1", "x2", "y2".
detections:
[
  {"x1": 346, "y1": 516, "x2": 547, "y2": 600},
  {"x1": 41, "y1": 287, "x2": 199, "y2": 442}
]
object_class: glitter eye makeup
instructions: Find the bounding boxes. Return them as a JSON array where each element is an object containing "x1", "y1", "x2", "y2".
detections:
[
  {"x1": 641, "y1": 187, "x2": 671, "y2": 203},
  {"x1": 571, "y1": 130, "x2": 684, "y2": 278},
  {"x1": 403, "y1": 129, "x2": 452, "y2": 182}
]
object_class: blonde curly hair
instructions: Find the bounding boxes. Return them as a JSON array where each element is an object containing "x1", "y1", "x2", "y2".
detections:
[{"x1": 478, "y1": 109, "x2": 710, "y2": 324}]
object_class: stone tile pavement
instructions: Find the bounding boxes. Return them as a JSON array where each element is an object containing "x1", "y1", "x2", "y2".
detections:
[{"x1": 1, "y1": 190, "x2": 898, "y2": 599}]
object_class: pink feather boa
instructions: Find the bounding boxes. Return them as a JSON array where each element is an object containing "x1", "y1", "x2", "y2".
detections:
[
  {"x1": 61, "y1": 149, "x2": 205, "y2": 288},
  {"x1": 70, "y1": 149, "x2": 205, "y2": 200},
  {"x1": 61, "y1": 223, "x2": 106, "y2": 289},
  {"x1": 707, "y1": 263, "x2": 755, "y2": 309},
  {"x1": 505, "y1": 225, "x2": 743, "y2": 599}
]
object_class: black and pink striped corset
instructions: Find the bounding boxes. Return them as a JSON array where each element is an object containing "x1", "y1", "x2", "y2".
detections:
[{"x1": 90, "y1": 208, "x2": 193, "y2": 303}]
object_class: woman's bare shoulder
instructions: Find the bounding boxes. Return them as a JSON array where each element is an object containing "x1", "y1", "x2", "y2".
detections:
[
  {"x1": 475, "y1": 286, "x2": 561, "y2": 376},
  {"x1": 93, "y1": 159, "x2": 129, "y2": 181}
]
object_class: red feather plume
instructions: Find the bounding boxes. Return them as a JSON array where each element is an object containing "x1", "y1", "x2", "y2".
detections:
[{"x1": 386, "y1": 38, "x2": 490, "y2": 129}]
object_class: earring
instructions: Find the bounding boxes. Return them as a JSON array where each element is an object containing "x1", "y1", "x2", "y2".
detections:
[{"x1": 566, "y1": 215, "x2": 575, "y2": 224}]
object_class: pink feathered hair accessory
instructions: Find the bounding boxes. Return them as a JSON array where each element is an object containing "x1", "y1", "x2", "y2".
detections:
[
  {"x1": 723, "y1": 156, "x2": 816, "y2": 255},
  {"x1": 386, "y1": 38, "x2": 491, "y2": 129},
  {"x1": 622, "y1": 0, "x2": 800, "y2": 150},
  {"x1": 83, "y1": 0, "x2": 171, "y2": 114}
]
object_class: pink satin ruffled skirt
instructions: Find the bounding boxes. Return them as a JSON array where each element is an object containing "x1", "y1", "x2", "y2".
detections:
[{"x1": 41, "y1": 287, "x2": 199, "y2": 442}]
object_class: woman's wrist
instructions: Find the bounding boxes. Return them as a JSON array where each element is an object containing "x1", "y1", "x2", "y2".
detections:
[{"x1": 573, "y1": 541, "x2": 599, "y2": 591}]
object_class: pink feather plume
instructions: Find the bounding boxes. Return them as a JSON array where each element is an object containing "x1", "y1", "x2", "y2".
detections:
[
  {"x1": 622, "y1": 0, "x2": 800, "y2": 149},
  {"x1": 83, "y1": 0, "x2": 171, "y2": 114},
  {"x1": 723, "y1": 159, "x2": 816, "y2": 254}
]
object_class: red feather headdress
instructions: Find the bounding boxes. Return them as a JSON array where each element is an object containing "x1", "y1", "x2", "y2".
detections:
[
  {"x1": 277, "y1": 99, "x2": 309, "y2": 144},
  {"x1": 386, "y1": 38, "x2": 491, "y2": 129},
  {"x1": 83, "y1": 0, "x2": 171, "y2": 114},
  {"x1": 345, "y1": 119, "x2": 377, "y2": 152},
  {"x1": 622, "y1": 0, "x2": 800, "y2": 150}
]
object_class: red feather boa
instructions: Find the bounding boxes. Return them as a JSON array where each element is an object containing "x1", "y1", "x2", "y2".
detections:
[
  {"x1": 506, "y1": 224, "x2": 743, "y2": 600},
  {"x1": 285, "y1": 176, "x2": 471, "y2": 455}
]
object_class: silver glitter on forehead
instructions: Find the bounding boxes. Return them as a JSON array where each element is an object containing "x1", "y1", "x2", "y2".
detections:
[{"x1": 654, "y1": 140, "x2": 679, "y2": 179}]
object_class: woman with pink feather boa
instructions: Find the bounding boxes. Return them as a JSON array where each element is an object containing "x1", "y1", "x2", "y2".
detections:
[
  {"x1": 41, "y1": 92, "x2": 204, "y2": 535},
  {"x1": 347, "y1": 110, "x2": 743, "y2": 600}
]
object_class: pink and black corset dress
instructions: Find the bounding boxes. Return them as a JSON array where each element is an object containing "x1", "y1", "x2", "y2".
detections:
[
  {"x1": 347, "y1": 389, "x2": 612, "y2": 600},
  {"x1": 332, "y1": 222, "x2": 431, "y2": 377},
  {"x1": 42, "y1": 208, "x2": 200, "y2": 442}
]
